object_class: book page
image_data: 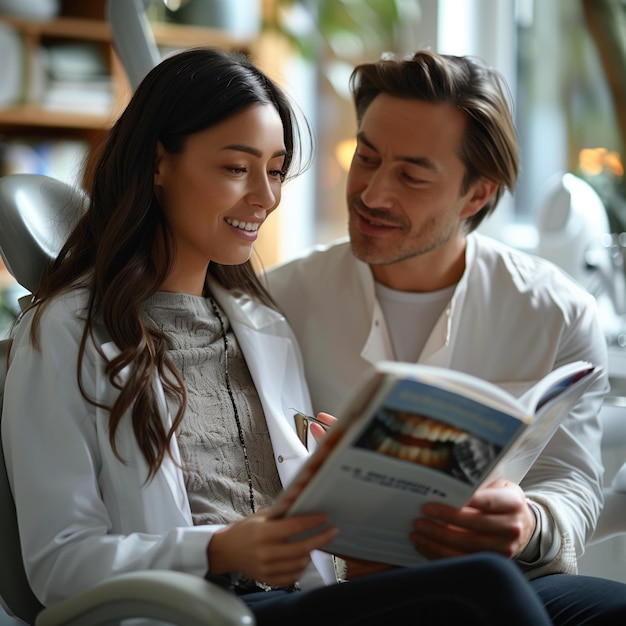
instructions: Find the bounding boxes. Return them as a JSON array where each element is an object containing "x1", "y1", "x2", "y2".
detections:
[
  {"x1": 518, "y1": 360, "x2": 597, "y2": 412},
  {"x1": 486, "y1": 363, "x2": 602, "y2": 484},
  {"x1": 376, "y1": 362, "x2": 527, "y2": 418}
]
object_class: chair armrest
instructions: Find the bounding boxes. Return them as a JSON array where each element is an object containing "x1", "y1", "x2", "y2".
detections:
[{"x1": 35, "y1": 570, "x2": 255, "y2": 626}]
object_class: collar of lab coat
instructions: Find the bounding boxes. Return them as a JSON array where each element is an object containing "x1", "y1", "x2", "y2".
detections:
[
  {"x1": 419, "y1": 235, "x2": 474, "y2": 365},
  {"x1": 208, "y1": 277, "x2": 284, "y2": 331},
  {"x1": 208, "y1": 277, "x2": 312, "y2": 462}
]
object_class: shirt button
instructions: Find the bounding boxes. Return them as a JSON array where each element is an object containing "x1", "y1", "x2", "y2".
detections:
[{"x1": 277, "y1": 455, "x2": 284, "y2": 463}]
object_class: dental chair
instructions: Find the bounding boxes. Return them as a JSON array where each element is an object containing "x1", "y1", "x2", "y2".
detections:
[{"x1": 0, "y1": 173, "x2": 255, "y2": 626}]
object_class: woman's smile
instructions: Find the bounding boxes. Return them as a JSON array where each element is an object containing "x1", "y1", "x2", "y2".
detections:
[{"x1": 225, "y1": 216, "x2": 264, "y2": 240}]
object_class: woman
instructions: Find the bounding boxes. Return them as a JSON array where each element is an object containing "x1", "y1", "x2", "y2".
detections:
[{"x1": 2, "y1": 47, "x2": 551, "y2": 625}]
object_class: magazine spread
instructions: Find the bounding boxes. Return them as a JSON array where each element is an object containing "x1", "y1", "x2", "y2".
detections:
[{"x1": 270, "y1": 360, "x2": 602, "y2": 567}]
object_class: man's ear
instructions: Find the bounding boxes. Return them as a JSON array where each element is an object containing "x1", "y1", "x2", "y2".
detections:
[{"x1": 460, "y1": 177, "x2": 498, "y2": 219}]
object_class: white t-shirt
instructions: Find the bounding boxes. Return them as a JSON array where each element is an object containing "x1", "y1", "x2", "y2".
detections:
[{"x1": 374, "y1": 281, "x2": 455, "y2": 363}]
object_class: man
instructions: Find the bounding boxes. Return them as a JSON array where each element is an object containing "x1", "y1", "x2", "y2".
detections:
[{"x1": 266, "y1": 50, "x2": 626, "y2": 623}]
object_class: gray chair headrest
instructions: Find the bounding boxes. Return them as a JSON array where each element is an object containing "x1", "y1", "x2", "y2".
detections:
[{"x1": 0, "y1": 174, "x2": 84, "y2": 293}]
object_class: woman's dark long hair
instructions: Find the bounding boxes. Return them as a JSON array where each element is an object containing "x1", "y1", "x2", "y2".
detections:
[{"x1": 27, "y1": 47, "x2": 308, "y2": 477}]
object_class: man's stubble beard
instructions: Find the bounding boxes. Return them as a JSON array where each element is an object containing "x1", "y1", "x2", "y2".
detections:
[{"x1": 348, "y1": 212, "x2": 456, "y2": 267}]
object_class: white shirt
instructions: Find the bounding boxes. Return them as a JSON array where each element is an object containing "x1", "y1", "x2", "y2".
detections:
[{"x1": 266, "y1": 233, "x2": 609, "y2": 578}]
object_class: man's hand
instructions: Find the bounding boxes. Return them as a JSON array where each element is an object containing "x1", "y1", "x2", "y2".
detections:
[{"x1": 411, "y1": 479, "x2": 536, "y2": 560}]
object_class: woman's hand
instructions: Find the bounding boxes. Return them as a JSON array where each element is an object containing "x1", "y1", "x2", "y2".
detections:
[
  {"x1": 310, "y1": 412, "x2": 336, "y2": 443},
  {"x1": 207, "y1": 510, "x2": 338, "y2": 588}
]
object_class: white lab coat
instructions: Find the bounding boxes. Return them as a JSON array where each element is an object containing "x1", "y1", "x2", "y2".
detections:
[
  {"x1": 1, "y1": 280, "x2": 337, "y2": 607},
  {"x1": 266, "y1": 233, "x2": 610, "y2": 578}
]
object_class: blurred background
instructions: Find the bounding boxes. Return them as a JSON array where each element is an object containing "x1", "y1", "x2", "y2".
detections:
[
  {"x1": 1, "y1": 1, "x2": 623, "y2": 278},
  {"x1": 1, "y1": 3, "x2": 626, "y2": 621}
]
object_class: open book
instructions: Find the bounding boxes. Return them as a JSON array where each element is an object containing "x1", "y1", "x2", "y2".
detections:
[{"x1": 270, "y1": 360, "x2": 602, "y2": 567}]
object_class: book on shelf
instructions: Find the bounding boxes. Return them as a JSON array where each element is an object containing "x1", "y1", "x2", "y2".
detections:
[{"x1": 271, "y1": 360, "x2": 602, "y2": 567}]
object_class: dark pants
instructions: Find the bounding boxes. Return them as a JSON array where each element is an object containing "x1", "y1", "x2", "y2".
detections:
[
  {"x1": 241, "y1": 552, "x2": 552, "y2": 626},
  {"x1": 531, "y1": 572, "x2": 626, "y2": 625}
]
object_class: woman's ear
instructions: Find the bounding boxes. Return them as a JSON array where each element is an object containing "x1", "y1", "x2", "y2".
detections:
[{"x1": 154, "y1": 141, "x2": 167, "y2": 187}]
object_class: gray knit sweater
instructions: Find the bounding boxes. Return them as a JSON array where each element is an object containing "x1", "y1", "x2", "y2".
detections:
[{"x1": 143, "y1": 292, "x2": 282, "y2": 525}]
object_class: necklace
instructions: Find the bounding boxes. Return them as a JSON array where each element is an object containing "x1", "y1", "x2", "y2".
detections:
[
  {"x1": 209, "y1": 296, "x2": 256, "y2": 514},
  {"x1": 207, "y1": 294, "x2": 300, "y2": 595}
]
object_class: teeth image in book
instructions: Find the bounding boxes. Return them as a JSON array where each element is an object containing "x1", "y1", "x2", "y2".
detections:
[{"x1": 355, "y1": 409, "x2": 499, "y2": 483}]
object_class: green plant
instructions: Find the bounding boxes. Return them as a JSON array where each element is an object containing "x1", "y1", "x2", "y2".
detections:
[
  {"x1": 265, "y1": 0, "x2": 405, "y2": 60},
  {"x1": 577, "y1": 147, "x2": 626, "y2": 232}
]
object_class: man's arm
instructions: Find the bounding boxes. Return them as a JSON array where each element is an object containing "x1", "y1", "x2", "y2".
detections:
[{"x1": 409, "y1": 301, "x2": 608, "y2": 576}]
